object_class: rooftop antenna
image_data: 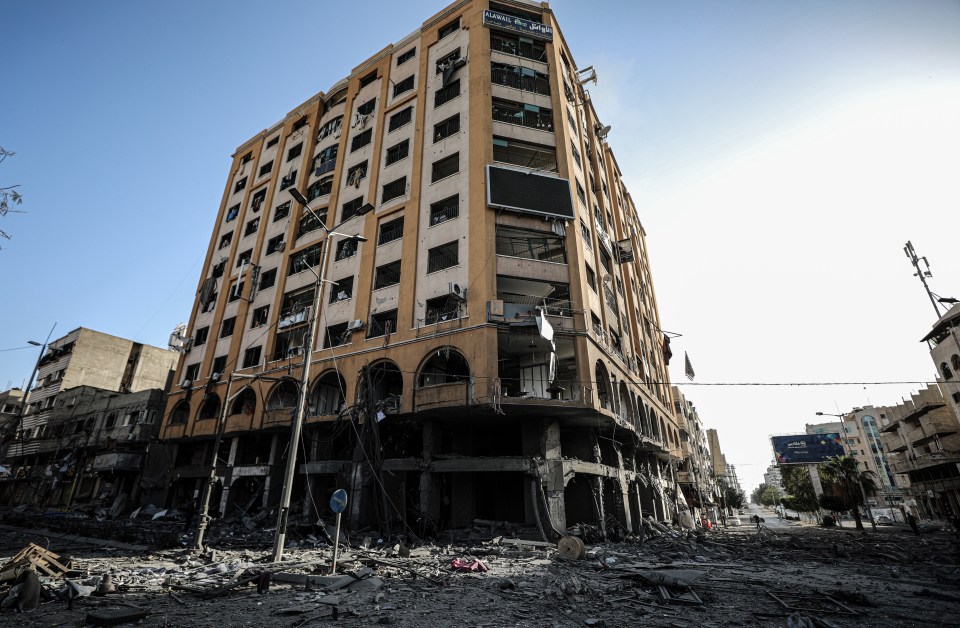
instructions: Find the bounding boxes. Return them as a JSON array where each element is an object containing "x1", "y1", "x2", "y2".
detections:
[{"x1": 903, "y1": 240, "x2": 942, "y2": 318}]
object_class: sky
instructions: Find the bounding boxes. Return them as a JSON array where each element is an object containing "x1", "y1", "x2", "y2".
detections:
[{"x1": 3, "y1": 1, "x2": 959, "y2": 495}]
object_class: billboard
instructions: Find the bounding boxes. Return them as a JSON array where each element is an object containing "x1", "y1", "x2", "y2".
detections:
[{"x1": 772, "y1": 433, "x2": 843, "y2": 465}]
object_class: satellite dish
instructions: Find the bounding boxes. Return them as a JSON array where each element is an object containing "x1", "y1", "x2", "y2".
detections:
[{"x1": 597, "y1": 125, "x2": 612, "y2": 140}]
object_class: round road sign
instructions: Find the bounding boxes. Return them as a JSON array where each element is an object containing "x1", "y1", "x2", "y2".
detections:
[{"x1": 330, "y1": 489, "x2": 349, "y2": 514}]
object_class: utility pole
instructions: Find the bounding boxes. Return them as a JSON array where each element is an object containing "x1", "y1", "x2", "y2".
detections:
[{"x1": 904, "y1": 241, "x2": 943, "y2": 319}]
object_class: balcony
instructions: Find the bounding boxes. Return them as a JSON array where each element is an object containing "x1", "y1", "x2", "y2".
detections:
[
  {"x1": 491, "y1": 64, "x2": 550, "y2": 96},
  {"x1": 495, "y1": 230, "x2": 566, "y2": 264},
  {"x1": 492, "y1": 100, "x2": 553, "y2": 132}
]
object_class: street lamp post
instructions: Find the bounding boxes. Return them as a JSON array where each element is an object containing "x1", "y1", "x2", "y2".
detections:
[
  {"x1": 271, "y1": 189, "x2": 370, "y2": 563},
  {"x1": 4, "y1": 325, "x2": 57, "y2": 464}
]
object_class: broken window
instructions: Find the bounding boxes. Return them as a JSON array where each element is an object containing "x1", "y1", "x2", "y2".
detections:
[
  {"x1": 251, "y1": 305, "x2": 269, "y2": 328},
  {"x1": 351, "y1": 129, "x2": 372, "y2": 152},
  {"x1": 298, "y1": 208, "x2": 325, "y2": 239},
  {"x1": 393, "y1": 75, "x2": 414, "y2": 98},
  {"x1": 378, "y1": 216, "x2": 404, "y2": 245},
  {"x1": 374, "y1": 260, "x2": 401, "y2": 289},
  {"x1": 244, "y1": 217, "x2": 260, "y2": 237},
  {"x1": 266, "y1": 136, "x2": 279, "y2": 148},
  {"x1": 198, "y1": 395, "x2": 221, "y2": 420},
  {"x1": 230, "y1": 388, "x2": 257, "y2": 415},
  {"x1": 490, "y1": 31, "x2": 547, "y2": 62},
  {"x1": 491, "y1": 61, "x2": 550, "y2": 95},
  {"x1": 211, "y1": 355, "x2": 227, "y2": 376},
  {"x1": 495, "y1": 225, "x2": 566, "y2": 264},
  {"x1": 287, "y1": 142, "x2": 303, "y2": 162},
  {"x1": 346, "y1": 161, "x2": 368, "y2": 186},
  {"x1": 382, "y1": 176, "x2": 406, "y2": 203},
  {"x1": 258, "y1": 268, "x2": 276, "y2": 290},
  {"x1": 280, "y1": 170, "x2": 297, "y2": 190},
  {"x1": 307, "y1": 176, "x2": 333, "y2": 200},
  {"x1": 258, "y1": 160, "x2": 273, "y2": 177},
  {"x1": 324, "y1": 322, "x2": 350, "y2": 349},
  {"x1": 389, "y1": 106, "x2": 412, "y2": 132},
  {"x1": 429, "y1": 194, "x2": 459, "y2": 225},
  {"x1": 359, "y1": 71, "x2": 378, "y2": 89},
  {"x1": 492, "y1": 98, "x2": 553, "y2": 131},
  {"x1": 368, "y1": 309, "x2": 398, "y2": 338},
  {"x1": 220, "y1": 316, "x2": 236, "y2": 338},
  {"x1": 242, "y1": 346, "x2": 262, "y2": 369},
  {"x1": 234, "y1": 177, "x2": 247, "y2": 193},
  {"x1": 356, "y1": 98, "x2": 376, "y2": 116},
  {"x1": 427, "y1": 241, "x2": 458, "y2": 273},
  {"x1": 424, "y1": 295, "x2": 461, "y2": 325},
  {"x1": 492, "y1": 137, "x2": 557, "y2": 172},
  {"x1": 438, "y1": 18, "x2": 459, "y2": 40},
  {"x1": 225, "y1": 204, "x2": 240, "y2": 222},
  {"x1": 335, "y1": 237, "x2": 358, "y2": 261},
  {"x1": 397, "y1": 48, "x2": 416, "y2": 66},
  {"x1": 329, "y1": 276, "x2": 354, "y2": 303},
  {"x1": 266, "y1": 235, "x2": 285, "y2": 255},
  {"x1": 434, "y1": 114, "x2": 460, "y2": 142},
  {"x1": 418, "y1": 348, "x2": 469, "y2": 386},
  {"x1": 385, "y1": 139, "x2": 410, "y2": 166},
  {"x1": 170, "y1": 401, "x2": 190, "y2": 424},
  {"x1": 317, "y1": 116, "x2": 343, "y2": 141},
  {"x1": 194, "y1": 326, "x2": 209, "y2": 346},
  {"x1": 309, "y1": 372, "x2": 345, "y2": 415},
  {"x1": 267, "y1": 380, "x2": 299, "y2": 410},
  {"x1": 274, "y1": 202, "x2": 291, "y2": 222},
  {"x1": 341, "y1": 196, "x2": 365, "y2": 222},
  {"x1": 314, "y1": 145, "x2": 338, "y2": 175},
  {"x1": 288, "y1": 242, "x2": 322, "y2": 275},
  {"x1": 236, "y1": 249, "x2": 252, "y2": 267},
  {"x1": 431, "y1": 153, "x2": 459, "y2": 182},
  {"x1": 219, "y1": 232, "x2": 233, "y2": 250}
]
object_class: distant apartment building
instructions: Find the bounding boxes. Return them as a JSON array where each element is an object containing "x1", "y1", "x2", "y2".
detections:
[
  {"x1": 159, "y1": 0, "x2": 682, "y2": 534},
  {"x1": 0, "y1": 328, "x2": 176, "y2": 506},
  {"x1": 672, "y1": 386, "x2": 715, "y2": 517},
  {"x1": 763, "y1": 464, "x2": 783, "y2": 492}
]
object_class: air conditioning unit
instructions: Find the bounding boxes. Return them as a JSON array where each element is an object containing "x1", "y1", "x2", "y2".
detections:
[
  {"x1": 211, "y1": 372, "x2": 221, "y2": 381},
  {"x1": 447, "y1": 282, "x2": 467, "y2": 302},
  {"x1": 287, "y1": 346, "x2": 304, "y2": 358},
  {"x1": 179, "y1": 379, "x2": 192, "y2": 388},
  {"x1": 346, "y1": 319, "x2": 364, "y2": 332}
]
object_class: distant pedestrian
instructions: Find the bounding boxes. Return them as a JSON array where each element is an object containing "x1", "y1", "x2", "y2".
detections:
[{"x1": 906, "y1": 512, "x2": 920, "y2": 536}]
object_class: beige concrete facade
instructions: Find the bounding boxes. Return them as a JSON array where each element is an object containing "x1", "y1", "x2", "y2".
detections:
[{"x1": 161, "y1": 0, "x2": 679, "y2": 535}]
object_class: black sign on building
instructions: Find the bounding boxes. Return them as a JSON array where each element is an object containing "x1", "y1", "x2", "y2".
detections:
[{"x1": 483, "y1": 9, "x2": 554, "y2": 41}]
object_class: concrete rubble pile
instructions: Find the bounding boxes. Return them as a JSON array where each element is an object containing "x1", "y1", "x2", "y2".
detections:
[{"x1": 1, "y1": 512, "x2": 959, "y2": 627}]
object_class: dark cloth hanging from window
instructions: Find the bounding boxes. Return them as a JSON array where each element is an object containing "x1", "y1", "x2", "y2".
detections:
[
  {"x1": 198, "y1": 277, "x2": 216, "y2": 309},
  {"x1": 662, "y1": 333, "x2": 672, "y2": 365}
]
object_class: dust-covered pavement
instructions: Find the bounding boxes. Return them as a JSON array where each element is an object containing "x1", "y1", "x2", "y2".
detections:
[{"x1": 1, "y1": 516, "x2": 959, "y2": 627}]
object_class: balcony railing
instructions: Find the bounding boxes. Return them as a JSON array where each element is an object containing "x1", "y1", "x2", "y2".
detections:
[
  {"x1": 496, "y1": 235, "x2": 566, "y2": 264},
  {"x1": 491, "y1": 67, "x2": 550, "y2": 96},
  {"x1": 314, "y1": 159, "x2": 336, "y2": 176},
  {"x1": 378, "y1": 221, "x2": 404, "y2": 244},
  {"x1": 427, "y1": 247, "x2": 458, "y2": 273},
  {"x1": 430, "y1": 201, "x2": 459, "y2": 225},
  {"x1": 492, "y1": 103, "x2": 553, "y2": 131}
]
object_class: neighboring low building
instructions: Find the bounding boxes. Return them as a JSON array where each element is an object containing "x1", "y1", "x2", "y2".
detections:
[
  {"x1": 0, "y1": 328, "x2": 176, "y2": 507},
  {"x1": 763, "y1": 464, "x2": 783, "y2": 492},
  {"x1": 672, "y1": 386, "x2": 715, "y2": 520},
  {"x1": 0, "y1": 388, "x2": 25, "y2": 468},
  {"x1": 879, "y1": 384, "x2": 960, "y2": 520}
]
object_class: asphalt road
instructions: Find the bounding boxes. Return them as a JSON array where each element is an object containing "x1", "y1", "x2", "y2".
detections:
[{"x1": 742, "y1": 501, "x2": 797, "y2": 529}]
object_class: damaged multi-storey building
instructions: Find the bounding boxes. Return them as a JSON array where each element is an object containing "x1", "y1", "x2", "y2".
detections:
[{"x1": 159, "y1": 0, "x2": 685, "y2": 538}]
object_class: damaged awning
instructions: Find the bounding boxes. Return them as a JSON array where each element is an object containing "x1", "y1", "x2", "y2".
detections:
[{"x1": 92, "y1": 452, "x2": 143, "y2": 472}]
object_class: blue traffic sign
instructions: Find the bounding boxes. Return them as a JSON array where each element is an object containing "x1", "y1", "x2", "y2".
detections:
[{"x1": 330, "y1": 489, "x2": 348, "y2": 514}]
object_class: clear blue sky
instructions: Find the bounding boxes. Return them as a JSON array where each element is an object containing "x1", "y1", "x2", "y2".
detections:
[{"x1": 3, "y1": 1, "x2": 959, "y2": 493}]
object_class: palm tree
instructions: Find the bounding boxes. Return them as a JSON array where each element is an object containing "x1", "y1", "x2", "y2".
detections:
[{"x1": 821, "y1": 455, "x2": 879, "y2": 530}]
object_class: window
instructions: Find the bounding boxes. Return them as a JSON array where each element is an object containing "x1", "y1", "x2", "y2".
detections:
[
  {"x1": 434, "y1": 114, "x2": 460, "y2": 142},
  {"x1": 438, "y1": 18, "x2": 460, "y2": 40},
  {"x1": 292, "y1": 116, "x2": 308, "y2": 131},
  {"x1": 434, "y1": 79, "x2": 460, "y2": 107},
  {"x1": 368, "y1": 309, "x2": 398, "y2": 338},
  {"x1": 374, "y1": 260, "x2": 401, "y2": 289},
  {"x1": 234, "y1": 177, "x2": 247, "y2": 193},
  {"x1": 346, "y1": 161, "x2": 368, "y2": 186},
  {"x1": 287, "y1": 143, "x2": 303, "y2": 161},
  {"x1": 219, "y1": 232, "x2": 233, "y2": 249},
  {"x1": 586, "y1": 264, "x2": 597, "y2": 291},
  {"x1": 236, "y1": 249, "x2": 252, "y2": 267},
  {"x1": 335, "y1": 237, "x2": 359, "y2": 261},
  {"x1": 431, "y1": 153, "x2": 459, "y2": 182},
  {"x1": 280, "y1": 170, "x2": 297, "y2": 190},
  {"x1": 492, "y1": 137, "x2": 557, "y2": 171},
  {"x1": 274, "y1": 202, "x2": 291, "y2": 222},
  {"x1": 210, "y1": 356, "x2": 227, "y2": 377},
  {"x1": 591, "y1": 312, "x2": 602, "y2": 337},
  {"x1": 379, "y1": 217, "x2": 404, "y2": 245},
  {"x1": 393, "y1": 75, "x2": 414, "y2": 98},
  {"x1": 258, "y1": 160, "x2": 273, "y2": 177},
  {"x1": 389, "y1": 106, "x2": 412, "y2": 131},
  {"x1": 244, "y1": 217, "x2": 260, "y2": 237},
  {"x1": 429, "y1": 194, "x2": 459, "y2": 225},
  {"x1": 194, "y1": 326, "x2": 209, "y2": 346},
  {"x1": 289, "y1": 242, "x2": 323, "y2": 275},
  {"x1": 490, "y1": 30, "x2": 547, "y2": 62},
  {"x1": 251, "y1": 305, "x2": 269, "y2": 328},
  {"x1": 258, "y1": 268, "x2": 277, "y2": 290},
  {"x1": 570, "y1": 141, "x2": 582, "y2": 168},
  {"x1": 341, "y1": 196, "x2": 365, "y2": 222},
  {"x1": 242, "y1": 346, "x2": 262, "y2": 369},
  {"x1": 251, "y1": 188, "x2": 267, "y2": 212},
  {"x1": 298, "y1": 207, "x2": 326, "y2": 238},
  {"x1": 580, "y1": 219, "x2": 592, "y2": 249},
  {"x1": 359, "y1": 71, "x2": 378, "y2": 88},
  {"x1": 397, "y1": 48, "x2": 416, "y2": 65},
  {"x1": 351, "y1": 129, "x2": 372, "y2": 152},
  {"x1": 317, "y1": 116, "x2": 343, "y2": 141},
  {"x1": 382, "y1": 176, "x2": 406, "y2": 203},
  {"x1": 495, "y1": 225, "x2": 566, "y2": 264},
  {"x1": 266, "y1": 235, "x2": 285, "y2": 255},
  {"x1": 385, "y1": 139, "x2": 410, "y2": 166},
  {"x1": 330, "y1": 276, "x2": 354, "y2": 303},
  {"x1": 425, "y1": 295, "x2": 460, "y2": 325},
  {"x1": 307, "y1": 176, "x2": 333, "y2": 200},
  {"x1": 427, "y1": 241, "x2": 458, "y2": 272},
  {"x1": 357, "y1": 98, "x2": 376, "y2": 116},
  {"x1": 576, "y1": 181, "x2": 586, "y2": 205},
  {"x1": 314, "y1": 145, "x2": 338, "y2": 175},
  {"x1": 226, "y1": 204, "x2": 240, "y2": 222},
  {"x1": 324, "y1": 322, "x2": 350, "y2": 348},
  {"x1": 228, "y1": 281, "x2": 244, "y2": 302},
  {"x1": 220, "y1": 317, "x2": 236, "y2": 338},
  {"x1": 266, "y1": 136, "x2": 279, "y2": 148}
]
